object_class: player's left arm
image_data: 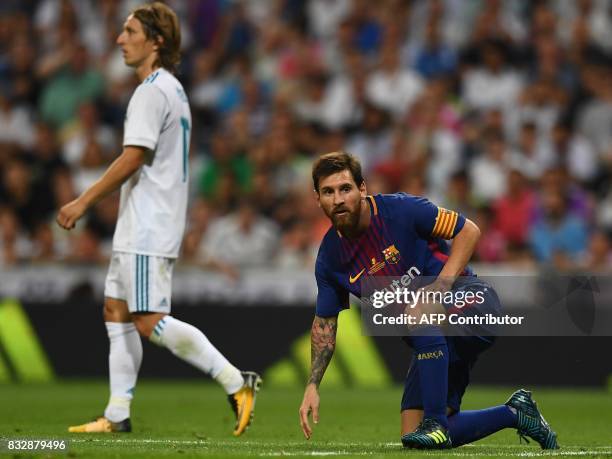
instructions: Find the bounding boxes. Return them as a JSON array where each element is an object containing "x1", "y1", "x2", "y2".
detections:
[
  {"x1": 436, "y1": 218, "x2": 481, "y2": 291},
  {"x1": 56, "y1": 146, "x2": 147, "y2": 230},
  {"x1": 409, "y1": 196, "x2": 481, "y2": 291},
  {"x1": 299, "y1": 314, "x2": 338, "y2": 439}
]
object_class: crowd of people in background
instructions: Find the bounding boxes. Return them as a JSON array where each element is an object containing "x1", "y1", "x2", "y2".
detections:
[{"x1": 1, "y1": 0, "x2": 611, "y2": 273}]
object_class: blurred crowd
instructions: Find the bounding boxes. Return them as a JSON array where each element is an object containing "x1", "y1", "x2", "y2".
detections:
[{"x1": 1, "y1": 0, "x2": 612, "y2": 273}]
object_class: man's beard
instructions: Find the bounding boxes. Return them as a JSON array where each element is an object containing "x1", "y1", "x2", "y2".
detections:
[{"x1": 330, "y1": 205, "x2": 360, "y2": 233}]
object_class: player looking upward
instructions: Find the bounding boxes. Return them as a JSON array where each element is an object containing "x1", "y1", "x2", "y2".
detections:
[
  {"x1": 298, "y1": 151, "x2": 557, "y2": 450},
  {"x1": 56, "y1": 2, "x2": 260, "y2": 436}
]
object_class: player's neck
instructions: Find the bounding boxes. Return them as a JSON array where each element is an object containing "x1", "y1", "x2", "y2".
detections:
[{"x1": 135, "y1": 54, "x2": 160, "y2": 82}]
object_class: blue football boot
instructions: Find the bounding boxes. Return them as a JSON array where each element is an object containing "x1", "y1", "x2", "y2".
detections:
[{"x1": 505, "y1": 389, "x2": 559, "y2": 449}]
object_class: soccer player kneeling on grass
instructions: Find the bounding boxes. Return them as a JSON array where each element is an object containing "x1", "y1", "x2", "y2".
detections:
[
  {"x1": 298, "y1": 152, "x2": 558, "y2": 450},
  {"x1": 56, "y1": 2, "x2": 260, "y2": 436}
]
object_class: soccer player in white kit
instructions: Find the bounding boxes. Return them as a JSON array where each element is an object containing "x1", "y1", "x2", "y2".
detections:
[{"x1": 56, "y1": 2, "x2": 260, "y2": 436}]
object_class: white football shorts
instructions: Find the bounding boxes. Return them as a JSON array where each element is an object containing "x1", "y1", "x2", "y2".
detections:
[{"x1": 104, "y1": 251, "x2": 174, "y2": 313}]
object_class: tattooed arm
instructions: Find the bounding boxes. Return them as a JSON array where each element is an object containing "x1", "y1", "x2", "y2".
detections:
[
  {"x1": 308, "y1": 315, "x2": 338, "y2": 386},
  {"x1": 299, "y1": 315, "x2": 339, "y2": 439}
]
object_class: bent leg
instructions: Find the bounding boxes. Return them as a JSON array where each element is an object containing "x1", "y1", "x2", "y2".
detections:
[
  {"x1": 408, "y1": 332, "x2": 449, "y2": 427},
  {"x1": 447, "y1": 406, "x2": 517, "y2": 447},
  {"x1": 135, "y1": 313, "x2": 244, "y2": 394}
]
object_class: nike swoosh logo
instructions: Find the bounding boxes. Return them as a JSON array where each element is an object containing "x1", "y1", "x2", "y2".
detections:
[{"x1": 349, "y1": 268, "x2": 366, "y2": 284}]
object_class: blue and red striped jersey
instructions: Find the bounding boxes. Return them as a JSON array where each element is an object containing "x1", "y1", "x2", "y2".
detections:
[{"x1": 315, "y1": 193, "x2": 473, "y2": 317}]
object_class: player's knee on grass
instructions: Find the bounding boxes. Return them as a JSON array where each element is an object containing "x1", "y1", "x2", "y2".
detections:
[{"x1": 131, "y1": 312, "x2": 167, "y2": 337}]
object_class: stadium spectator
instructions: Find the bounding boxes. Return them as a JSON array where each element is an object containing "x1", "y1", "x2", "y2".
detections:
[
  {"x1": 38, "y1": 43, "x2": 105, "y2": 129},
  {"x1": 539, "y1": 167, "x2": 593, "y2": 222},
  {"x1": 182, "y1": 197, "x2": 238, "y2": 279},
  {"x1": 275, "y1": 220, "x2": 317, "y2": 269},
  {"x1": 307, "y1": 0, "x2": 350, "y2": 41},
  {"x1": 576, "y1": 55, "x2": 612, "y2": 165},
  {"x1": 474, "y1": 206, "x2": 507, "y2": 263},
  {"x1": 462, "y1": 39, "x2": 523, "y2": 112},
  {"x1": 493, "y1": 169, "x2": 537, "y2": 247},
  {"x1": 202, "y1": 198, "x2": 280, "y2": 268},
  {"x1": 529, "y1": 189, "x2": 589, "y2": 265},
  {"x1": 468, "y1": 129, "x2": 509, "y2": 202},
  {"x1": 366, "y1": 43, "x2": 424, "y2": 119},
  {"x1": 579, "y1": 230, "x2": 612, "y2": 272},
  {"x1": 440, "y1": 171, "x2": 478, "y2": 221},
  {"x1": 1, "y1": 35, "x2": 38, "y2": 109},
  {"x1": 198, "y1": 132, "x2": 252, "y2": 206},
  {"x1": 412, "y1": 17, "x2": 457, "y2": 79},
  {"x1": 548, "y1": 118, "x2": 598, "y2": 186},
  {"x1": 507, "y1": 121, "x2": 554, "y2": 181},
  {"x1": 62, "y1": 102, "x2": 117, "y2": 168},
  {"x1": 470, "y1": 0, "x2": 527, "y2": 45},
  {"x1": 345, "y1": 103, "x2": 393, "y2": 175},
  {"x1": 0, "y1": 93, "x2": 35, "y2": 150}
]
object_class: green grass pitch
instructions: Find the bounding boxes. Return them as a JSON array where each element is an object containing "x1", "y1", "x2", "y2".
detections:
[{"x1": 1, "y1": 381, "x2": 611, "y2": 458}]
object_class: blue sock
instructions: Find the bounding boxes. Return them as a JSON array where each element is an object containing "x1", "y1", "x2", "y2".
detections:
[
  {"x1": 410, "y1": 332, "x2": 449, "y2": 428},
  {"x1": 448, "y1": 406, "x2": 517, "y2": 446}
]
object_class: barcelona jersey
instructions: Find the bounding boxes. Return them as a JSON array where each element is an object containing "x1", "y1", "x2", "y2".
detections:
[{"x1": 315, "y1": 193, "x2": 474, "y2": 317}]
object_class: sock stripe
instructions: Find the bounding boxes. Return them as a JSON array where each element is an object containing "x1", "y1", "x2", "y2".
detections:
[{"x1": 153, "y1": 318, "x2": 166, "y2": 337}]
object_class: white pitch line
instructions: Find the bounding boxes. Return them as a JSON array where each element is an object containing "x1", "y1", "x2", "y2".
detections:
[
  {"x1": 67, "y1": 439, "x2": 396, "y2": 447},
  {"x1": 262, "y1": 452, "x2": 374, "y2": 457},
  {"x1": 66, "y1": 439, "x2": 612, "y2": 457}
]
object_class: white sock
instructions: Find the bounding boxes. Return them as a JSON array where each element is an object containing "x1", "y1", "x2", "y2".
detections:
[
  {"x1": 149, "y1": 316, "x2": 244, "y2": 394},
  {"x1": 104, "y1": 322, "x2": 142, "y2": 422}
]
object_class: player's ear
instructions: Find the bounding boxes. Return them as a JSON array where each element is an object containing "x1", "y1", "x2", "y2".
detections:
[
  {"x1": 359, "y1": 181, "x2": 367, "y2": 198},
  {"x1": 314, "y1": 189, "x2": 321, "y2": 207},
  {"x1": 153, "y1": 35, "x2": 164, "y2": 51}
]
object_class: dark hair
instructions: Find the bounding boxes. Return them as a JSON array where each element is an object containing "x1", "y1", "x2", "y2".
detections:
[
  {"x1": 132, "y1": 2, "x2": 181, "y2": 72},
  {"x1": 312, "y1": 151, "x2": 364, "y2": 193}
]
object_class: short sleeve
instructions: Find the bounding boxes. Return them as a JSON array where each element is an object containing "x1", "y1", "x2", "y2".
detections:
[
  {"x1": 123, "y1": 84, "x2": 168, "y2": 151},
  {"x1": 315, "y1": 257, "x2": 348, "y2": 317},
  {"x1": 398, "y1": 194, "x2": 466, "y2": 240}
]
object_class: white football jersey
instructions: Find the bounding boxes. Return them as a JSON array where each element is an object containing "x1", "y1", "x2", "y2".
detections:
[{"x1": 112, "y1": 68, "x2": 191, "y2": 258}]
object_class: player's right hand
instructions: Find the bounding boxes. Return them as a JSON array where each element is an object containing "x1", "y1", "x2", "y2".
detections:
[
  {"x1": 299, "y1": 383, "x2": 320, "y2": 439},
  {"x1": 56, "y1": 198, "x2": 87, "y2": 230}
]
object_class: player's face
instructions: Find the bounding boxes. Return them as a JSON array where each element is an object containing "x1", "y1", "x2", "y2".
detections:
[
  {"x1": 116, "y1": 15, "x2": 157, "y2": 68},
  {"x1": 316, "y1": 170, "x2": 366, "y2": 231}
]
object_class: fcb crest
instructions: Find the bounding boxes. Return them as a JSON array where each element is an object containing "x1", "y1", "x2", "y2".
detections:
[{"x1": 383, "y1": 244, "x2": 401, "y2": 264}]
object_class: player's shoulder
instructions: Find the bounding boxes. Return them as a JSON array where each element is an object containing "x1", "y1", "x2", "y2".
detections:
[
  {"x1": 139, "y1": 68, "x2": 187, "y2": 103},
  {"x1": 373, "y1": 192, "x2": 431, "y2": 216},
  {"x1": 316, "y1": 226, "x2": 340, "y2": 267},
  {"x1": 318, "y1": 225, "x2": 339, "y2": 252},
  {"x1": 132, "y1": 72, "x2": 166, "y2": 101}
]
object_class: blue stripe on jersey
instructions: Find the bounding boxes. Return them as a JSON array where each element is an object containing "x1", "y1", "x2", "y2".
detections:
[{"x1": 145, "y1": 71, "x2": 159, "y2": 84}]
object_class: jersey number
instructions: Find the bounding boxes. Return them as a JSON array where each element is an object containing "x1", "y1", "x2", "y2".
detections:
[{"x1": 180, "y1": 117, "x2": 190, "y2": 182}]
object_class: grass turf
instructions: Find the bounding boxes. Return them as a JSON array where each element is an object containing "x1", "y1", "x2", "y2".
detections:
[{"x1": 1, "y1": 381, "x2": 611, "y2": 458}]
